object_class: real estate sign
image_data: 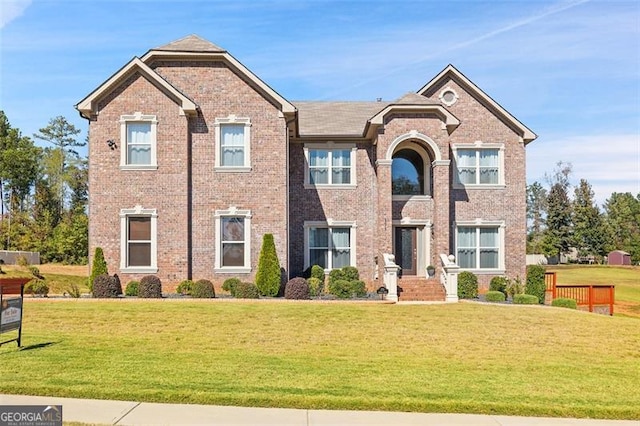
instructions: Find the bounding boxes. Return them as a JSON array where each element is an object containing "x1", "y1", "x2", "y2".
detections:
[{"x1": 1, "y1": 296, "x2": 23, "y2": 333}]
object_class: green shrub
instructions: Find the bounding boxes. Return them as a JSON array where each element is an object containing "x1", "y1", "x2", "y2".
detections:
[
  {"x1": 139, "y1": 275, "x2": 162, "y2": 298},
  {"x1": 311, "y1": 265, "x2": 325, "y2": 283},
  {"x1": 284, "y1": 277, "x2": 310, "y2": 300},
  {"x1": 28, "y1": 265, "x2": 44, "y2": 279},
  {"x1": 526, "y1": 265, "x2": 546, "y2": 304},
  {"x1": 67, "y1": 283, "x2": 81, "y2": 298},
  {"x1": 341, "y1": 266, "x2": 359, "y2": 282},
  {"x1": 235, "y1": 282, "x2": 260, "y2": 299},
  {"x1": 25, "y1": 279, "x2": 49, "y2": 297},
  {"x1": 328, "y1": 268, "x2": 345, "y2": 285},
  {"x1": 255, "y1": 234, "x2": 281, "y2": 297},
  {"x1": 514, "y1": 294, "x2": 539, "y2": 304},
  {"x1": 328, "y1": 279, "x2": 352, "y2": 299},
  {"x1": 485, "y1": 290, "x2": 506, "y2": 303},
  {"x1": 125, "y1": 281, "x2": 139, "y2": 297},
  {"x1": 192, "y1": 279, "x2": 215, "y2": 298},
  {"x1": 350, "y1": 280, "x2": 367, "y2": 297},
  {"x1": 222, "y1": 278, "x2": 241, "y2": 297},
  {"x1": 176, "y1": 280, "x2": 194, "y2": 295},
  {"x1": 457, "y1": 271, "x2": 478, "y2": 299},
  {"x1": 489, "y1": 276, "x2": 508, "y2": 299},
  {"x1": 89, "y1": 247, "x2": 108, "y2": 292},
  {"x1": 113, "y1": 274, "x2": 123, "y2": 296},
  {"x1": 307, "y1": 277, "x2": 323, "y2": 297},
  {"x1": 92, "y1": 274, "x2": 120, "y2": 298},
  {"x1": 552, "y1": 297, "x2": 578, "y2": 309},
  {"x1": 507, "y1": 276, "x2": 524, "y2": 299}
]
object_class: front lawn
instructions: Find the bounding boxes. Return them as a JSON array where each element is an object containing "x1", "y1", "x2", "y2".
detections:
[{"x1": 0, "y1": 300, "x2": 638, "y2": 419}]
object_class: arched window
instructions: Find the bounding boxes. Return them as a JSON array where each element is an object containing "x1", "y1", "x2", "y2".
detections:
[{"x1": 392, "y1": 149, "x2": 425, "y2": 195}]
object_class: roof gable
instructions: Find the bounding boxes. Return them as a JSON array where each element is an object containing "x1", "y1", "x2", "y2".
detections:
[
  {"x1": 418, "y1": 65, "x2": 536, "y2": 143},
  {"x1": 75, "y1": 57, "x2": 197, "y2": 118}
]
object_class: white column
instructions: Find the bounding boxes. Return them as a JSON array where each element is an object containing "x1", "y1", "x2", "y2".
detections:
[
  {"x1": 440, "y1": 253, "x2": 460, "y2": 303},
  {"x1": 383, "y1": 253, "x2": 400, "y2": 303}
]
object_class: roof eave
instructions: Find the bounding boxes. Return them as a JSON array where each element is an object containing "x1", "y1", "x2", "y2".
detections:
[{"x1": 369, "y1": 104, "x2": 460, "y2": 134}]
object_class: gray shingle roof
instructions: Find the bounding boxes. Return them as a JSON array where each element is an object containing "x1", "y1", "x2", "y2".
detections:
[
  {"x1": 394, "y1": 92, "x2": 440, "y2": 105},
  {"x1": 153, "y1": 34, "x2": 225, "y2": 53},
  {"x1": 294, "y1": 101, "x2": 387, "y2": 136}
]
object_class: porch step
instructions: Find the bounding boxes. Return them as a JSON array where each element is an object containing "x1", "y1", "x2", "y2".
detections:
[{"x1": 397, "y1": 277, "x2": 446, "y2": 302}]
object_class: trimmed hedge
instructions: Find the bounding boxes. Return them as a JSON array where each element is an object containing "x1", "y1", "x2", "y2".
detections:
[
  {"x1": 526, "y1": 265, "x2": 546, "y2": 304},
  {"x1": 328, "y1": 279, "x2": 352, "y2": 299},
  {"x1": 552, "y1": 297, "x2": 578, "y2": 310},
  {"x1": 92, "y1": 274, "x2": 121, "y2": 298},
  {"x1": 485, "y1": 290, "x2": 506, "y2": 303},
  {"x1": 192, "y1": 279, "x2": 215, "y2": 298},
  {"x1": 222, "y1": 278, "x2": 242, "y2": 297},
  {"x1": 176, "y1": 280, "x2": 194, "y2": 295},
  {"x1": 514, "y1": 294, "x2": 539, "y2": 305},
  {"x1": 255, "y1": 234, "x2": 281, "y2": 297},
  {"x1": 139, "y1": 275, "x2": 162, "y2": 298},
  {"x1": 489, "y1": 276, "x2": 509, "y2": 299},
  {"x1": 235, "y1": 282, "x2": 260, "y2": 299},
  {"x1": 125, "y1": 281, "x2": 139, "y2": 297},
  {"x1": 458, "y1": 271, "x2": 478, "y2": 299},
  {"x1": 89, "y1": 247, "x2": 108, "y2": 292},
  {"x1": 350, "y1": 280, "x2": 367, "y2": 297},
  {"x1": 311, "y1": 265, "x2": 325, "y2": 283},
  {"x1": 284, "y1": 277, "x2": 310, "y2": 300},
  {"x1": 307, "y1": 277, "x2": 323, "y2": 297}
]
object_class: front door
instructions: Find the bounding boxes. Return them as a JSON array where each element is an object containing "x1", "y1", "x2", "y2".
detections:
[{"x1": 395, "y1": 227, "x2": 417, "y2": 275}]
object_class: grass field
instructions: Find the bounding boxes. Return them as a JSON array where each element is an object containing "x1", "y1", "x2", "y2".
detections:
[
  {"x1": 1, "y1": 300, "x2": 638, "y2": 420},
  {"x1": 0, "y1": 264, "x2": 89, "y2": 295},
  {"x1": 545, "y1": 265, "x2": 640, "y2": 318}
]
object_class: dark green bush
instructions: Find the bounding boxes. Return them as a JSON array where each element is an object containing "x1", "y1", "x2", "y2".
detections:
[
  {"x1": 552, "y1": 297, "x2": 578, "y2": 309},
  {"x1": 526, "y1": 265, "x2": 546, "y2": 304},
  {"x1": 489, "y1": 276, "x2": 509, "y2": 299},
  {"x1": 176, "y1": 279, "x2": 194, "y2": 295},
  {"x1": 25, "y1": 279, "x2": 49, "y2": 297},
  {"x1": 328, "y1": 268, "x2": 345, "y2": 285},
  {"x1": 28, "y1": 265, "x2": 44, "y2": 279},
  {"x1": 328, "y1": 279, "x2": 352, "y2": 299},
  {"x1": 485, "y1": 290, "x2": 506, "y2": 302},
  {"x1": 89, "y1": 247, "x2": 108, "y2": 292},
  {"x1": 307, "y1": 277, "x2": 323, "y2": 297},
  {"x1": 311, "y1": 265, "x2": 325, "y2": 283},
  {"x1": 255, "y1": 234, "x2": 281, "y2": 297},
  {"x1": 341, "y1": 266, "x2": 359, "y2": 282},
  {"x1": 139, "y1": 275, "x2": 162, "y2": 298},
  {"x1": 514, "y1": 294, "x2": 539, "y2": 304},
  {"x1": 222, "y1": 277, "x2": 242, "y2": 297},
  {"x1": 192, "y1": 279, "x2": 215, "y2": 298},
  {"x1": 350, "y1": 280, "x2": 367, "y2": 297},
  {"x1": 125, "y1": 281, "x2": 139, "y2": 297},
  {"x1": 284, "y1": 277, "x2": 310, "y2": 300},
  {"x1": 235, "y1": 282, "x2": 260, "y2": 299},
  {"x1": 113, "y1": 274, "x2": 123, "y2": 295},
  {"x1": 92, "y1": 274, "x2": 120, "y2": 298},
  {"x1": 458, "y1": 271, "x2": 478, "y2": 299}
]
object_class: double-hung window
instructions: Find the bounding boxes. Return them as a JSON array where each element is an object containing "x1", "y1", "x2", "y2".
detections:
[
  {"x1": 214, "y1": 207, "x2": 252, "y2": 273},
  {"x1": 456, "y1": 223, "x2": 503, "y2": 270},
  {"x1": 119, "y1": 113, "x2": 158, "y2": 169},
  {"x1": 120, "y1": 207, "x2": 158, "y2": 273},
  {"x1": 215, "y1": 116, "x2": 251, "y2": 171},
  {"x1": 305, "y1": 221, "x2": 356, "y2": 270},
  {"x1": 453, "y1": 143, "x2": 504, "y2": 187},
  {"x1": 304, "y1": 144, "x2": 356, "y2": 188}
]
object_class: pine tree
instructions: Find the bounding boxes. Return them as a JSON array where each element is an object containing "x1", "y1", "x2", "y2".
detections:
[
  {"x1": 572, "y1": 179, "x2": 608, "y2": 261},
  {"x1": 89, "y1": 247, "x2": 108, "y2": 292},
  {"x1": 255, "y1": 234, "x2": 281, "y2": 297}
]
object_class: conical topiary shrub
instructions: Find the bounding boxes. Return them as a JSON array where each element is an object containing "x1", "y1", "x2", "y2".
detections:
[
  {"x1": 89, "y1": 247, "x2": 108, "y2": 292},
  {"x1": 255, "y1": 234, "x2": 281, "y2": 297}
]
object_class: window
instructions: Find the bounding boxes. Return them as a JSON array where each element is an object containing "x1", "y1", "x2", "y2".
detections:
[
  {"x1": 439, "y1": 87, "x2": 459, "y2": 106},
  {"x1": 119, "y1": 113, "x2": 157, "y2": 169},
  {"x1": 452, "y1": 143, "x2": 504, "y2": 187},
  {"x1": 456, "y1": 224, "x2": 503, "y2": 270},
  {"x1": 305, "y1": 221, "x2": 356, "y2": 270},
  {"x1": 214, "y1": 207, "x2": 252, "y2": 273},
  {"x1": 215, "y1": 116, "x2": 251, "y2": 171},
  {"x1": 304, "y1": 144, "x2": 356, "y2": 188},
  {"x1": 120, "y1": 206, "x2": 157, "y2": 273},
  {"x1": 392, "y1": 149, "x2": 428, "y2": 196}
]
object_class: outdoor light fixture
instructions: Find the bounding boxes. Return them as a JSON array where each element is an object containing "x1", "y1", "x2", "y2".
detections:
[
  {"x1": 376, "y1": 286, "x2": 389, "y2": 300},
  {"x1": 107, "y1": 139, "x2": 117, "y2": 150}
]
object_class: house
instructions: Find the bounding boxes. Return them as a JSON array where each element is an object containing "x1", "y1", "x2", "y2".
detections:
[
  {"x1": 76, "y1": 35, "x2": 536, "y2": 300},
  {"x1": 608, "y1": 250, "x2": 631, "y2": 266}
]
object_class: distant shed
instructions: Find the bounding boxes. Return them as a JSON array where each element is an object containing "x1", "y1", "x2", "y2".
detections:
[{"x1": 608, "y1": 250, "x2": 631, "y2": 266}]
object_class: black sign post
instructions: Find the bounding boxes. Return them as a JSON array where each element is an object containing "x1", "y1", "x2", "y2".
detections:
[{"x1": 0, "y1": 277, "x2": 30, "y2": 347}]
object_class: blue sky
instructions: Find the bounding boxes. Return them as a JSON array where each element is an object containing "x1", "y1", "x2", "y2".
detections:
[{"x1": 1, "y1": 0, "x2": 638, "y2": 205}]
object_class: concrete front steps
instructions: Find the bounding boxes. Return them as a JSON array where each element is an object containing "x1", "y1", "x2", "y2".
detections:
[{"x1": 397, "y1": 276, "x2": 446, "y2": 301}]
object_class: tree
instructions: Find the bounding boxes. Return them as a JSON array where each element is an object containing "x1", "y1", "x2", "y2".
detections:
[
  {"x1": 604, "y1": 192, "x2": 640, "y2": 263},
  {"x1": 255, "y1": 234, "x2": 281, "y2": 297},
  {"x1": 89, "y1": 247, "x2": 108, "y2": 292},
  {"x1": 572, "y1": 179, "x2": 608, "y2": 261},
  {"x1": 541, "y1": 163, "x2": 573, "y2": 258},
  {"x1": 526, "y1": 182, "x2": 547, "y2": 253}
]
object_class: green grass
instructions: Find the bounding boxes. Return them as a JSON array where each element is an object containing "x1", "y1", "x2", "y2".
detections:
[
  {"x1": 0, "y1": 266, "x2": 89, "y2": 295},
  {"x1": 1, "y1": 300, "x2": 639, "y2": 419}
]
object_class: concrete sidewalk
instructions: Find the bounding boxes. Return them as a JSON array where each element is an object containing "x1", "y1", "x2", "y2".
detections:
[{"x1": 0, "y1": 394, "x2": 636, "y2": 426}]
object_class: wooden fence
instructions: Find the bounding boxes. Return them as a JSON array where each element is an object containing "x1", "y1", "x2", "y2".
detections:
[{"x1": 544, "y1": 271, "x2": 615, "y2": 315}]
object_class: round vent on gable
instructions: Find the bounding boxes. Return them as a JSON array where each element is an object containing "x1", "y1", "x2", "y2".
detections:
[{"x1": 439, "y1": 88, "x2": 459, "y2": 106}]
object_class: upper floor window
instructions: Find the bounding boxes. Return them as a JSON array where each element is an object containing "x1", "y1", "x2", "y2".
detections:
[
  {"x1": 304, "y1": 143, "x2": 356, "y2": 188},
  {"x1": 214, "y1": 207, "x2": 252, "y2": 273},
  {"x1": 120, "y1": 113, "x2": 158, "y2": 170},
  {"x1": 119, "y1": 206, "x2": 158, "y2": 273},
  {"x1": 215, "y1": 116, "x2": 251, "y2": 172},
  {"x1": 392, "y1": 148, "x2": 431, "y2": 196},
  {"x1": 452, "y1": 143, "x2": 504, "y2": 188}
]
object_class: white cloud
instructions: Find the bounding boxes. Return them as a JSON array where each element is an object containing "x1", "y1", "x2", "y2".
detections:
[{"x1": 0, "y1": 0, "x2": 32, "y2": 29}]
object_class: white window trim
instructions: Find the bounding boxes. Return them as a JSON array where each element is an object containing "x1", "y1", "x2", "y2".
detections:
[
  {"x1": 454, "y1": 219, "x2": 505, "y2": 273},
  {"x1": 214, "y1": 206, "x2": 252, "y2": 273},
  {"x1": 119, "y1": 112, "x2": 158, "y2": 170},
  {"x1": 452, "y1": 142, "x2": 505, "y2": 189},
  {"x1": 391, "y1": 140, "x2": 433, "y2": 200},
  {"x1": 439, "y1": 86, "x2": 459, "y2": 106},
  {"x1": 304, "y1": 142, "x2": 357, "y2": 189},
  {"x1": 119, "y1": 206, "x2": 158, "y2": 273},
  {"x1": 214, "y1": 116, "x2": 252, "y2": 172},
  {"x1": 392, "y1": 220, "x2": 432, "y2": 277},
  {"x1": 303, "y1": 220, "x2": 357, "y2": 271}
]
